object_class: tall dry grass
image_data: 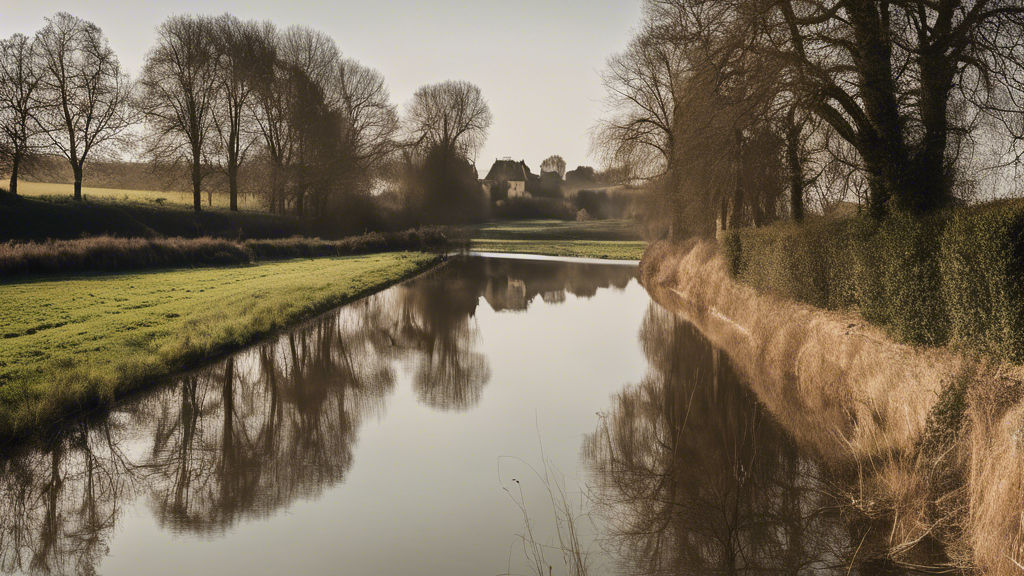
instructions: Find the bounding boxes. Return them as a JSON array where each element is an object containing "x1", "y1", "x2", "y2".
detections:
[
  {"x1": 640, "y1": 239, "x2": 1024, "y2": 573},
  {"x1": 0, "y1": 227, "x2": 460, "y2": 277}
]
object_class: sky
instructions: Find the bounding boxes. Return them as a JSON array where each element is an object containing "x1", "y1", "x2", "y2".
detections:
[{"x1": 1, "y1": 0, "x2": 643, "y2": 176}]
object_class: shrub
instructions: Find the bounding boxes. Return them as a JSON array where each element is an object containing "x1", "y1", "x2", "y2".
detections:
[
  {"x1": 493, "y1": 197, "x2": 574, "y2": 220},
  {"x1": 725, "y1": 199, "x2": 1024, "y2": 357},
  {"x1": 727, "y1": 219, "x2": 855, "y2": 310},
  {"x1": 850, "y1": 212, "x2": 948, "y2": 345},
  {"x1": 941, "y1": 201, "x2": 1024, "y2": 362}
]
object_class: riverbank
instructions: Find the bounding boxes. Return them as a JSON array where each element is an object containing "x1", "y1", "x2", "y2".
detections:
[
  {"x1": 0, "y1": 252, "x2": 440, "y2": 439},
  {"x1": 641, "y1": 239, "x2": 1024, "y2": 574},
  {"x1": 469, "y1": 219, "x2": 646, "y2": 260}
]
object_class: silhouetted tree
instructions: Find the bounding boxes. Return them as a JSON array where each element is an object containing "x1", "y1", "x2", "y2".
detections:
[
  {"x1": 405, "y1": 80, "x2": 492, "y2": 161},
  {"x1": 210, "y1": 15, "x2": 263, "y2": 211},
  {"x1": 540, "y1": 154, "x2": 566, "y2": 178},
  {"x1": 34, "y1": 13, "x2": 135, "y2": 201},
  {"x1": 140, "y1": 15, "x2": 220, "y2": 212},
  {"x1": 0, "y1": 34, "x2": 44, "y2": 196}
]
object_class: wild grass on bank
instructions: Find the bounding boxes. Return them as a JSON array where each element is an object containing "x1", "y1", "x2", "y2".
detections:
[
  {"x1": 0, "y1": 227, "x2": 457, "y2": 276},
  {"x1": 642, "y1": 239, "x2": 1024, "y2": 574},
  {"x1": 0, "y1": 252, "x2": 438, "y2": 439}
]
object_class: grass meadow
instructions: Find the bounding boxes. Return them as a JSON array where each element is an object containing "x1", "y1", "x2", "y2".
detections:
[
  {"x1": 16, "y1": 181, "x2": 264, "y2": 210},
  {"x1": 470, "y1": 219, "x2": 646, "y2": 260},
  {"x1": 0, "y1": 252, "x2": 438, "y2": 437}
]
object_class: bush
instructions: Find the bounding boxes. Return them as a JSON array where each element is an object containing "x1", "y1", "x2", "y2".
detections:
[
  {"x1": 726, "y1": 199, "x2": 1024, "y2": 357},
  {"x1": 493, "y1": 197, "x2": 574, "y2": 220},
  {"x1": 941, "y1": 201, "x2": 1024, "y2": 362},
  {"x1": 726, "y1": 219, "x2": 855, "y2": 310}
]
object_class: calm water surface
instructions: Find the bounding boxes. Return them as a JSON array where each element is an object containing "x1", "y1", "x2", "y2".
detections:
[{"x1": 0, "y1": 256, "x2": 904, "y2": 575}]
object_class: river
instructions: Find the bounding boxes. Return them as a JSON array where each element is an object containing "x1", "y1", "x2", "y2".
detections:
[{"x1": 0, "y1": 255, "x2": 910, "y2": 575}]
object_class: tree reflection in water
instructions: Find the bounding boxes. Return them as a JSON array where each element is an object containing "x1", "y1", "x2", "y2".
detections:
[
  {"x1": 583, "y1": 304, "x2": 899, "y2": 576},
  {"x1": 0, "y1": 256, "x2": 639, "y2": 575}
]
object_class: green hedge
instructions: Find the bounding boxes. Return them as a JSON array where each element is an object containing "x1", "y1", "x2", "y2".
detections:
[
  {"x1": 725, "y1": 200, "x2": 1024, "y2": 357},
  {"x1": 941, "y1": 201, "x2": 1024, "y2": 362}
]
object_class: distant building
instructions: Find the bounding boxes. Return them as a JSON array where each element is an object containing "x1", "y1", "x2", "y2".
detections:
[{"x1": 483, "y1": 158, "x2": 533, "y2": 199}]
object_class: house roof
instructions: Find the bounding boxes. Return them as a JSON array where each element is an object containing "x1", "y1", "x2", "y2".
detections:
[{"x1": 485, "y1": 159, "x2": 532, "y2": 182}]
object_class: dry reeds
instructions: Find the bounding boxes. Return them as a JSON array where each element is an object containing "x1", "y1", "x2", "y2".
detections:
[
  {"x1": 0, "y1": 227, "x2": 459, "y2": 277},
  {"x1": 640, "y1": 239, "x2": 1024, "y2": 572}
]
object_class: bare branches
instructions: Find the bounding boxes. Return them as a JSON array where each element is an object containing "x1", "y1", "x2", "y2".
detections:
[
  {"x1": 404, "y1": 80, "x2": 492, "y2": 161},
  {"x1": 139, "y1": 15, "x2": 220, "y2": 212},
  {"x1": 34, "y1": 12, "x2": 136, "y2": 201},
  {"x1": 0, "y1": 33, "x2": 45, "y2": 195}
]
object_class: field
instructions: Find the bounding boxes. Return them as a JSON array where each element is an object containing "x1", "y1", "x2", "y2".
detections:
[
  {"x1": 470, "y1": 219, "x2": 646, "y2": 260},
  {"x1": 1, "y1": 194, "x2": 301, "y2": 242},
  {"x1": 0, "y1": 252, "x2": 438, "y2": 437},
  {"x1": 15, "y1": 181, "x2": 263, "y2": 210}
]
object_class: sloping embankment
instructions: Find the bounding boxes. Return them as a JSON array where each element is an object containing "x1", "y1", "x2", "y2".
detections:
[{"x1": 640, "y1": 239, "x2": 1024, "y2": 573}]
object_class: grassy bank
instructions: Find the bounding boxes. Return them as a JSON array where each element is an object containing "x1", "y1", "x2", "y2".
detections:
[
  {"x1": 1, "y1": 228, "x2": 455, "y2": 276},
  {"x1": 470, "y1": 219, "x2": 646, "y2": 260},
  {"x1": 0, "y1": 252, "x2": 438, "y2": 438},
  {"x1": 643, "y1": 239, "x2": 1024, "y2": 574},
  {"x1": 0, "y1": 193, "x2": 300, "y2": 242}
]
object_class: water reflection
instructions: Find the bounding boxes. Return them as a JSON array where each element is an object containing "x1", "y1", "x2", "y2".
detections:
[
  {"x1": 0, "y1": 257, "x2": 638, "y2": 575},
  {"x1": 584, "y1": 304, "x2": 898, "y2": 575}
]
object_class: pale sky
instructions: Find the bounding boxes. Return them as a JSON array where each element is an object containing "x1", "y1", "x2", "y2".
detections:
[{"x1": 1, "y1": 0, "x2": 643, "y2": 176}]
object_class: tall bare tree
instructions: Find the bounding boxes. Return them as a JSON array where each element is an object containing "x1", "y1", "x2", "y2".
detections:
[
  {"x1": 336, "y1": 58, "x2": 400, "y2": 189},
  {"x1": 211, "y1": 15, "x2": 262, "y2": 211},
  {"x1": 0, "y1": 34, "x2": 44, "y2": 196},
  {"x1": 593, "y1": 24, "x2": 684, "y2": 181},
  {"x1": 140, "y1": 15, "x2": 220, "y2": 212},
  {"x1": 34, "y1": 13, "x2": 135, "y2": 202},
  {"x1": 649, "y1": 0, "x2": 1024, "y2": 217},
  {"x1": 405, "y1": 80, "x2": 492, "y2": 161}
]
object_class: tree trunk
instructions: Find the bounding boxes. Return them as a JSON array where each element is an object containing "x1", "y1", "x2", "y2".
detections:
[
  {"x1": 9, "y1": 155, "x2": 19, "y2": 196},
  {"x1": 912, "y1": 52, "x2": 954, "y2": 212},
  {"x1": 846, "y1": 2, "x2": 909, "y2": 220},
  {"x1": 228, "y1": 163, "x2": 239, "y2": 212},
  {"x1": 730, "y1": 129, "x2": 745, "y2": 229},
  {"x1": 192, "y1": 148, "x2": 202, "y2": 213},
  {"x1": 786, "y1": 110, "x2": 804, "y2": 223},
  {"x1": 73, "y1": 163, "x2": 83, "y2": 202}
]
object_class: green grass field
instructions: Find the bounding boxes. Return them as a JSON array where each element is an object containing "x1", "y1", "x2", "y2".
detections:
[
  {"x1": 470, "y1": 219, "x2": 646, "y2": 260},
  {"x1": 0, "y1": 252, "x2": 438, "y2": 437},
  {"x1": 16, "y1": 181, "x2": 263, "y2": 210}
]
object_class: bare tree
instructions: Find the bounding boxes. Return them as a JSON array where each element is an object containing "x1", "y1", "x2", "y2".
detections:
[
  {"x1": 540, "y1": 154, "x2": 566, "y2": 178},
  {"x1": 0, "y1": 34, "x2": 44, "y2": 196},
  {"x1": 649, "y1": 0, "x2": 1024, "y2": 217},
  {"x1": 280, "y1": 26, "x2": 341, "y2": 108},
  {"x1": 211, "y1": 15, "x2": 262, "y2": 211},
  {"x1": 592, "y1": 24, "x2": 684, "y2": 181},
  {"x1": 34, "y1": 13, "x2": 135, "y2": 202},
  {"x1": 336, "y1": 58, "x2": 400, "y2": 189},
  {"x1": 140, "y1": 15, "x2": 220, "y2": 212},
  {"x1": 405, "y1": 80, "x2": 492, "y2": 161}
]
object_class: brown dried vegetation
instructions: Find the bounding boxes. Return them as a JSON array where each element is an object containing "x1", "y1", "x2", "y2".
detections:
[{"x1": 641, "y1": 240, "x2": 1024, "y2": 574}]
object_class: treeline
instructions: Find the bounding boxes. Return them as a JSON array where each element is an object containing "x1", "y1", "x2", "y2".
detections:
[
  {"x1": 0, "y1": 13, "x2": 494, "y2": 235},
  {"x1": 594, "y1": 1, "x2": 1024, "y2": 236}
]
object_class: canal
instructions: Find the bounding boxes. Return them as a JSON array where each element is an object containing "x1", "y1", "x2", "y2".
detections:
[{"x1": 0, "y1": 256, "x2": 905, "y2": 575}]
